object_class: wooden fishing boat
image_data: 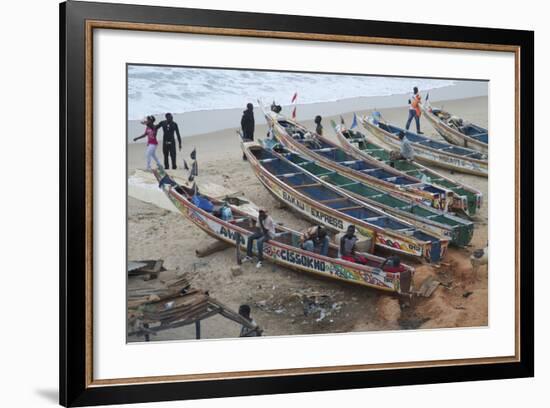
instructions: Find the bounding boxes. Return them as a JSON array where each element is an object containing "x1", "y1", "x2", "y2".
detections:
[
  {"x1": 152, "y1": 168, "x2": 415, "y2": 294},
  {"x1": 361, "y1": 113, "x2": 488, "y2": 177},
  {"x1": 332, "y1": 120, "x2": 483, "y2": 217},
  {"x1": 261, "y1": 107, "x2": 452, "y2": 211},
  {"x1": 243, "y1": 141, "x2": 449, "y2": 263},
  {"x1": 267, "y1": 143, "x2": 474, "y2": 247},
  {"x1": 421, "y1": 103, "x2": 488, "y2": 154}
]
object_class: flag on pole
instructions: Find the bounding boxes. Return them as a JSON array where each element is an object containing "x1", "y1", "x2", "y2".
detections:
[
  {"x1": 191, "y1": 160, "x2": 198, "y2": 177},
  {"x1": 351, "y1": 113, "x2": 358, "y2": 129},
  {"x1": 292, "y1": 106, "x2": 297, "y2": 119},
  {"x1": 340, "y1": 115, "x2": 345, "y2": 125},
  {"x1": 291, "y1": 92, "x2": 298, "y2": 103}
]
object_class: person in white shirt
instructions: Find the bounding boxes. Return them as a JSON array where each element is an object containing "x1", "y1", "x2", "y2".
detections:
[
  {"x1": 399, "y1": 131, "x2": 415, "y2": 161},
  {"x1": 243, "y1": 209, "x2": 276, "y2": 268}
]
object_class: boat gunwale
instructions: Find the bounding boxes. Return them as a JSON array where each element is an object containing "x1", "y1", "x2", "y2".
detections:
[
  {"x1": 334, "y1": 126, "x2": 482, "y2": 196},
  {"x1": 270, "y1": 144, "x2": 473, "y2": 246},
  {"x1": 271, "y1": 120, "x2": 447, "y2": 205},
  {"x1": 156, "y1": 172, "x2": 414, "y2": 291},
  {"x1": 243, "y1": 142, "x2": 452, "y2": 260},
  {"x1": 333, "y1": 126, "x2": 483, "y2": 214},
  {"x1": 361, "y1": 116, "x2": 488, "y2": 166},
  {"x1": 421, "y1": 104, "x2": 489, "y2": 152}
]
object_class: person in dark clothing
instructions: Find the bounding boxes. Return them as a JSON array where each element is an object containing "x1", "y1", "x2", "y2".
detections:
[
  {"x1": 241, "y1": 103, "x2": 255, "y2": 160},
  {"x1": 155, "y1": 113, "x2": 182, "y2": 170},
  {"x1": 238, "y1": 304, "x2": 261, "y2": 337},
  {"x1": 241, "y1": 103, "x2": 255, "y2": 140},
  {"x1": 314, "y1": 115, "x2": 323, "y2": 136},
  {"x1": 339, "y1": 225, "x2": 368, "y2": 265}
]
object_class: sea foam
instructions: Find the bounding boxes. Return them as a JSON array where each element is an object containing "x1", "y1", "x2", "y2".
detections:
[{"x1": 128, "y1": 65, "x2": 455, "y2": 120}]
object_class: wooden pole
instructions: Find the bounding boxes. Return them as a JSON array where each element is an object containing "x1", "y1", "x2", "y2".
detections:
[{"x1": 195, "y1": 321, "x2": 201, "y2": 339}]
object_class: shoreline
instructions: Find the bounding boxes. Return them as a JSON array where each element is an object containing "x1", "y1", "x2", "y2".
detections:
[{"x1": 127, "y1": 80, "x2": 487, "y2": 141}]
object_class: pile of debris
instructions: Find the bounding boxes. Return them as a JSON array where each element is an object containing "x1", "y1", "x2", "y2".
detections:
[
  {"x1": 128, "y1": 275, "x2": 192, "y2": 310},
  {"x1": 127, "y1": 259, "x2": 261, "y2": 340},
  {"x1": 141, "y1": 289, "x2": 209, "y2": 324},
  {"x1": 127, "y1": 259, "x2": 167, "y2": 280}
]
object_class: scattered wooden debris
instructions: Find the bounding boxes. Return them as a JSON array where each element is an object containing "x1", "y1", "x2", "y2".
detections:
[
  {"x1": 195, "y1": 240, "x2": 231, "y2": 258},
  {"x1": 128, "y1": 259, "x2": 166, "y2": 279},
  {"x1": 128, "y1": 263, "x2": 261, "y2": 341},
  {"x1": 415, "y1": 275, "x2": 441, "y2": 298}
]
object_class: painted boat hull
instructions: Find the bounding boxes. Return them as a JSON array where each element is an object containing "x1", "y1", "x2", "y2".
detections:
[
  {"x1": 265, "y1": 112, "x2": 451, "y2": 212},
  {"x1": 361, "y1": 117, "x2": 488, "y2": 177},
  {"x1": 275, "y1": 145, "x2": 474, "y2": 246},
  {"x1": 243, "y1": 142, "x2": 449, "y2": 262},
  {"x1": 152, "y1": 169, "x2": 414, "y2": 294},
  {"x1": 334, "y1": 126, "x2": 483, "y2": 217},
  {"x1": 421, "y1": 105, "x2": 488, "y2": 154}
]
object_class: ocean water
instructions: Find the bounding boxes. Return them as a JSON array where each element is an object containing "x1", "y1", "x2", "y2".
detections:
[{"x1": 128, "y1": 65, "x2": 455, "y2": 120}]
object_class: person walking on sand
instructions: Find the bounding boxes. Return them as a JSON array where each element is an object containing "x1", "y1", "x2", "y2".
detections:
[
  {"x1": 314, "y1": 115, "x2": 323, "y2": 136},
  {"x1": 133, "y1": 115, "x2": 162, "y2": 170},
  {"x1": 405, "y1": 86, "x2": 424, "y2": 134},
  {"x1": 155, "y1": 113, "x2": 182, "y2": 170},
  {"x1": 243, "y1": 209, "x2": 275, "y2": 269}
]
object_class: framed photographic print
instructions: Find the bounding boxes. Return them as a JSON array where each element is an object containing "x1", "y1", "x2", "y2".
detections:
[{"x1": 60, "y1": 0, "x2": 534, "y2": 406}]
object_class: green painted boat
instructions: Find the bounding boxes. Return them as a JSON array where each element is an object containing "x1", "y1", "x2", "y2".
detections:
[
  {"x1": 332, "y1": 120, "x2": 483, "y2": 217},
  {"x1": 243, "y1": 141, "x2": 449, "y2": 263},
  {"x1": 266, "y1": 141, "x2": 474, "y2": 247}
]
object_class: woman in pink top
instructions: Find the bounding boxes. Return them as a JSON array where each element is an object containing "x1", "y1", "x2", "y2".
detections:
[{"x1": 133, "y1": 115, "x2": 162, "y2": 170}]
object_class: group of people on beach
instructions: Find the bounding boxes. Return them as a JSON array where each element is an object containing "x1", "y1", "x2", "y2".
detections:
[
  {"x1": 240, "y1": 207, "x2": 376, "y2": 270},
  {"x1": 134, "y1": 89, "x2": 422, "y2": 338},
  {"x1": 133, "y1": 113, "x2": 182, "y2": 170},
  {"x1": 238, "y1": 85, "x2": 421, "y2": 163},
  {"x1": 236, "y1": 87, "x2": 425, "y2": 267}
]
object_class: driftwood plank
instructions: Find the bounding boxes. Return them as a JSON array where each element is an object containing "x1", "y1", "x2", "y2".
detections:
[{"x1": 195, "y1": 240, "x2": 231, "y2": 257}]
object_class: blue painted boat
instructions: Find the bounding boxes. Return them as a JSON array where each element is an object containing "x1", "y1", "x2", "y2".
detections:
[{"x1": 243, "y1": 141, "x2": 449, "y2": 263}]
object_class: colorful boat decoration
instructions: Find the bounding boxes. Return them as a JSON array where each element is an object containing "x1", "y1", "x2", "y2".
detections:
[
  {"x1": 152, "y1": 167, "x2": 415, "y2": 294},
  {"x1": 261, "y1": 107, "x2": 452, "y2": 211},
  {"x1": 332, "y1": 120, "x2": 483, "y2": 217},
  {"x1": 265, "y1": 142, "x2": 474, "y2": 247},
  {"x1": 421, "y1": 102, "x2": 488, "y2": 154},
  {"x1": 243, "y1": 141, "x2": 449, "y2": 263},
  {"x1": 361, "y1": 113, "x2": 488, "y2": 177}
]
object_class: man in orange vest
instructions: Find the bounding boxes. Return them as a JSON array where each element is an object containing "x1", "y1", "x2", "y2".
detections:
[{"x1": 405, "y1": 86, "x2": 424, "y2": 134}]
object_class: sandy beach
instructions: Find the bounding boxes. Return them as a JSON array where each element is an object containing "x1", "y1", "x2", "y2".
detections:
[{"x1": 127, "y1": 86, "x2": 488, "y2": 342}]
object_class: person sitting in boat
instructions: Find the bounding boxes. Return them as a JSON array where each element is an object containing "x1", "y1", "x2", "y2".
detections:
[
  {"x1": 339, "y1": 225, "x2": 369, "y2": 265},
  {"x1": 379, "y1": 256, "x2": 406, "y2": 273},
  {"x1": 301, "y1": 225, "x2": 329, "y2": 256},
  {"x1": 314, "y1": 115, "x2": 323, "y2": 136},
  {"x1": 238, "y1": 304, "x2": 262, "y2": 337},
  {"x1": 243, "y1": 209, "x2": 276, "y2": 269},
  {"x1": 270, "y1": 101, "x2": 282, "y2": 114},
  {"x1": 398, "y1": 131, "x2": 415, "y2": 161}
]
